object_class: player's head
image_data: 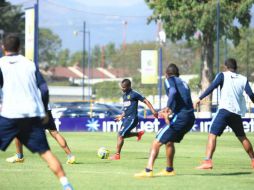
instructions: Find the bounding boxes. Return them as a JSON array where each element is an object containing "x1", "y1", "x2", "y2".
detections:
[
  {"x1": 121, "y1": 79, "x2": 131, "y2": 92},
  {"x1": 166, "y1": 63, "x2": 179, "y2": 78},
  {"x1": 3, "y1": 33, "x2": 20, "y2": 53},
  {"x1": 224, "y1": 58, "x2": 237, "y2": 72}
]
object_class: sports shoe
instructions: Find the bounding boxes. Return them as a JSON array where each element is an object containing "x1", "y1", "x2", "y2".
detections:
[
  {"x1": 137, "y1": 130, "x2": 145, "y2": 141},
  {"x1": 6, "y1": 155, "x2": 24, "y2": 163},
  {"x1": 109, "y1": 154, "x2": 120, "y2": 160},
  {"x1": 66, "y1": 156, "x2": 76, "y2": 164},
  {"x1": 251, "y1": 159, "x2": 254, "y2": 169},
  {"x1": 63, "y1": 183, "x2": 74, "y2": 190},
  {"x1": 196, "y1": 159, "x2": 213, "y2": 170},
  {"x1": 155, "y1": 169, "x2": 176, "y2": 176},
  {"x1": 134, "y1": 170, "x2": 153, "y2": 178}
]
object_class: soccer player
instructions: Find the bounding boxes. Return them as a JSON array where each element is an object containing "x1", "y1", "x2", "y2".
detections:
[
  {"x1": 6, "y1": 110, "x2": 76, "y2": 164},
  {"x1": 0, "y1": 34, "x2": 73, "y2": 190},
  {"x1": 134, "y1": 63, "x2": 195, "y2": 177},
  {"x1": 109, "y1": 78, "x2": 158, "y2": 160},
  {"x1": 195, "y1": 58, "x2": 254, "y2": 169}
]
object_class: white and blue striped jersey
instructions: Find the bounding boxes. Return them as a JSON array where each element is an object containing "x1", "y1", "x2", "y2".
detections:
[
  {"x1": 199, "y1": 71, "x2": 254, "y2": 116},
  {"x1": 0, "y1": 54, "x2": 48, "y2": 118}
]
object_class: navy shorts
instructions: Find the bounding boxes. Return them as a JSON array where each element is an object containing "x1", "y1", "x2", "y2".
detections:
[
  {"x1": 210, "y1": 109, "x2": 245, "y2": 137},
  {"x1": 43, "y1": 110, "x2": 57, "y2": 131},
  {"x1": 0, "y1": 116, "x2": 50, "y2": 153},
  {"x1": 119, "y1": 117, "x2": 139, "y2": 137},
  {"x1": 156, "y1": 111, "x2": 195, "y2": 143}
]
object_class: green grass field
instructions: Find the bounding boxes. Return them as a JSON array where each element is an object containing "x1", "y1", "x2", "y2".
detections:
[{"x1": 1, "y1": 132, "x2": 254, "y2": 190}]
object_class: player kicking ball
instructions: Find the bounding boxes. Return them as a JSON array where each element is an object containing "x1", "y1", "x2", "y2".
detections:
[
  {"x1": 109, "y1": 79, "x2": 158, "y2": 160},
  {"x1": 6, "y1": 110, "x2": 76, "y2": 164},
  {"x1": 134, "y1": 63, "x2": 195, "y2": 177}
]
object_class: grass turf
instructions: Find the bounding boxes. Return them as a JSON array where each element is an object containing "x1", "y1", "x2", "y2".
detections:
[{"x1": 1, "y1": 132, "x2": 254, "y2": 190}]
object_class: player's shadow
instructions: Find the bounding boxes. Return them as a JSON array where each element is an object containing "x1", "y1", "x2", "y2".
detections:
[{"x1": 196, "y1": 172, "x2": 252, "y2": 176}]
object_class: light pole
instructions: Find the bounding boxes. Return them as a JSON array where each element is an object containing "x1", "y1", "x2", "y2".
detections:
[
  {"x1": 74, "y1": 22, "x2": 92, "y2": 101},
  {"x1": 216, "y1": 0, "x2": 220, "y2": 106}
]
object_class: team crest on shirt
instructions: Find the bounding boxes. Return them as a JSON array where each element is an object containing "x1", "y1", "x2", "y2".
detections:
[{"x1": 127, "y1": 95, "x2": 131, "y2": 99}]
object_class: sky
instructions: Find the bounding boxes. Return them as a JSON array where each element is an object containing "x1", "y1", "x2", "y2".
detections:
[
  {"x1": 7, "y1": 0, "x2": 254, "y2": 52},
  {"x1": 8, "y1": 0, "x2": 157, "y2": 52}
]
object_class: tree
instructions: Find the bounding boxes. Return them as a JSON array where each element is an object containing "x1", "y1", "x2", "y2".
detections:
[
  {"x1": 57, "y1": 49, "x2": 70, "y2": 66},
  {"x1": 0, "y1": 0, "x2": 25, "y2": 49},
  {"x1": 39, "y1": 28, "x2": 62, "y2": 66},
  {"x1": 145, "y1": 0, "x2": 253, "y2": 112}
]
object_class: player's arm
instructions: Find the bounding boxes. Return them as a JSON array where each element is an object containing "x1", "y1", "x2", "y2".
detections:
[
  {"x1": 0, "y1": 68, "x2": 3, "y2": 88},
  {"x1": 35, "y1": 68, "x2": 49, "y2": 112},
  {"x1": 244, "y1": 81, "x2": 254, "y2": 103},
  {"x1": 194, "y1": 73, "x2": 224, "y2": 108},
  {"x1": 143, "y1": 98, "x2": 158, "y2": 118}
]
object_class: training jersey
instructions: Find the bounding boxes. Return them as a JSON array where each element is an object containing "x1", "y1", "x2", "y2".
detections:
[
  {"x1": 122, "y1": 89, "x2": 145, "y2": 118},
  {"x1": 164, "y1": 76, "x2": 194, "y2": 113},
  {"x1": 0, "y1": 54, "x2": 48, "y2": 118},
  {"x1": 199, "y1": 71, "x2": 254, "y2": 116}
]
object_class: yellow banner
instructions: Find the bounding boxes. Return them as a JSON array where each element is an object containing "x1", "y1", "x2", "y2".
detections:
[
  {"x1": 25, "y1": 8, "x2": 35, "y2": 61},
  {"x1": 141, "y1": 50, "x2": 158, "y2": 84}
]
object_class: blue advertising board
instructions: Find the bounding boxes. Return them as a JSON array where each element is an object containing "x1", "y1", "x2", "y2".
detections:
[{"x1": 54, "y1": 117, "x2": 254, "y2": 133}]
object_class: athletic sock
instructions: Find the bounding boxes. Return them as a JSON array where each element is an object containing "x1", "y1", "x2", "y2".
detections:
[
  {"x1": 67, "y1": 154, "x2": 73, "y2": 159},
  {"x1": 17, "y1": 153, "x2": 23, "y2": 159},
  {"x1": 166, "y1": 167, "x2": 174, "y2": 172},
  {"x1": 60, "y1": 176, "x2": 69, "y2": 186},
  {"x1": 204, "y1": 157, "x2": 211, "y2": 161},
  {"x1": 145, "y1": 168, "x2": 152, "y2": 172}
]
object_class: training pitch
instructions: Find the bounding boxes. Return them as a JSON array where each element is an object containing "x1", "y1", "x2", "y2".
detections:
[{"x1": 1, "y1": 132, "x2": 254, "y2": 190}]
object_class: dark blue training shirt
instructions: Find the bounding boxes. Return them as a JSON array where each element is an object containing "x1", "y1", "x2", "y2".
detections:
[
  {"x1": 122, "y1": 89, "x2": 145, "y2": 118},
  {"x1": 164, "y1": 76, "x2": 193, "y2": 113}
]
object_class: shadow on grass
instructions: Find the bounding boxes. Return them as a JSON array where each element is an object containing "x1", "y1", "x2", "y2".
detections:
[{"x1": 190, "y1": 172, "x2": 252, "y2": 176}]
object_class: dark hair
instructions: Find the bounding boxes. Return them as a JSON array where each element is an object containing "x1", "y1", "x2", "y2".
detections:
[
  {"x1": 121, "y1": 78, "x2": 131, "y2": 87},
  {"x1": 166, "y1": 63, "x2": 179, "y2": 77},
  {"x1": 225, "y1": 58, "x2": 237, "y2": 71},
  {"x1": 3, "y1": 33, "x2": 20, "y2": 52}
]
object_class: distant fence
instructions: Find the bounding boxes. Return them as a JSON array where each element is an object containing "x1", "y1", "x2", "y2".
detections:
[{"x1": 55, "y1": 118, "x2": 254, "y2": 133}]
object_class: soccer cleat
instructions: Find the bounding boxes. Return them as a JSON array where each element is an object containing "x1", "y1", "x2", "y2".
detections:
[
  {"x1": 6, "y1": 155, "x2": 24, "y2": 163},
  {"x1": 66, "y1": 156, "x2": 76, "y2": 164},
  {"x1": 109, "y1": 154, "x2": 120, "y2": 160},
  {"x1": 63, "y1": 183, "x2": 74, "y2": 190},
  {"x1": 196, "y1": 159, "x2": 213, "y2": 170},
  {"x1": 251, "y1": 159, "x2": 254, "y2": 169},
  {"x1": 134, "y1": 170, "x2": 153, "y2": 178},
  {"x1": 137, "y1": 130, "x2": 145, "y2": 141},
  {"x1": 155, "y1": 169, "x2": 176, "y2": 176}
]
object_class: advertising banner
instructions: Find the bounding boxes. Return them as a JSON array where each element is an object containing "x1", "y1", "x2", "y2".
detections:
[
  {"x1": 141, "y1": 50, "x2": 158, "y2": 84},
  {"x1": 25, "y1": 8, "x2": 35, "y2": 61},
  {"x1": 55, "y1": 118, "x2": 254, "y2": 133}
]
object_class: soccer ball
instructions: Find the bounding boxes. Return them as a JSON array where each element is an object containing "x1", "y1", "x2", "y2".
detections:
[{"x1": 97, "y1": 147, "x2": 110, "y2": 159}]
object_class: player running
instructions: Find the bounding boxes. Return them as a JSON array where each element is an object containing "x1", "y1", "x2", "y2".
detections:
[{"x1": 109, "y1": 78, "x2": 158, "y2": 160}]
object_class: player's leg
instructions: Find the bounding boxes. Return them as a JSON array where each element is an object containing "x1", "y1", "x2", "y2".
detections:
[
  {"x1": 196, "y1": 109, "x2": 228, "y2": 170},
  {"x1": 40, "y1": 150, "x2": 73, "y2": 190},
  {"x1": 229, "y1": 113, "x2": 254, "y2": 168},
  {"x1": 18, "y1": 117, "x2": 74, "y2": 189},
  {"x1": 134, "y1": 139, "x2": 162, "y2": 177},
  {"x1": 49, "y1": 130, "x2": 76, "y2": 164},
  {"x1": 46, "y1": 110, "x2": 76, "y2": 164},
  {"x1": 237, "y1": 136, "x2": 254, "y2": 159},
  {"x1": 6, "y1": 137, "x2": 25, "y2": 163},
  {"x1": 110, "y1": 117, "x2": 138, "y2": 160}
]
